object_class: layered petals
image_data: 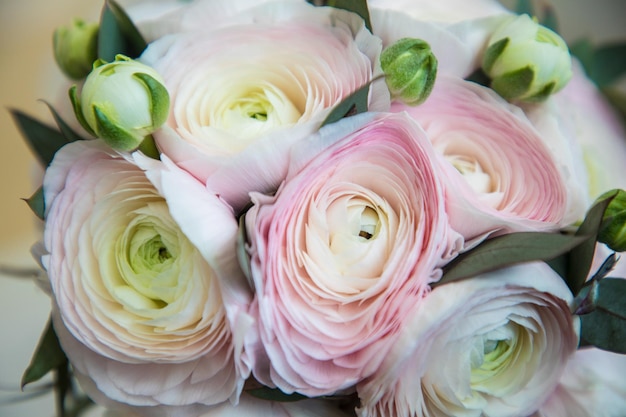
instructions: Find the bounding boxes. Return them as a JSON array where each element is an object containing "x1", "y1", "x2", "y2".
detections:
[
  {"x1": 43, "y1": 140, "x2": 244, "y2": 410},
  {"x1": 357, "y1": 262, "x2": 579, "y2": 417},
  {"x1": 245, "y1": 113, "x2": 462, "y2": 396}
]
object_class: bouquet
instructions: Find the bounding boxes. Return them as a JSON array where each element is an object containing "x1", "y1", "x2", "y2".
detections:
[{"x1": 7, "y1": 0, "x2": 626, "y2": 416}]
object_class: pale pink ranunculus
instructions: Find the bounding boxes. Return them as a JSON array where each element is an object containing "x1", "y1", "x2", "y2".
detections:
[
  {"x1": 357, "y1": 262, "x2": 579, "y2": 417},
  {"x1": 139, "y1": 0, "x2": 388, "y2": 211},
  {"x1": 394, "y1": 75, "x2": 583, "y2": 244},
  {"x1": 42, "y1": 140, "x2": 247, "y2": 413},
  {"x1": 244, "y1": 113, "x2": 463, "y2": 396},
  {"x1": 531, "y1": 348, "x2": 626, "y2": 417}
]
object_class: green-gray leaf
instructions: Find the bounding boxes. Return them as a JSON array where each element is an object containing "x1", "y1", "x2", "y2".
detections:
[
  {"x1": 21, "y1": 320, "x2": 67, "y2": 388},
  {"x1": 42, "y1": 101, "x2": 87, "y2": 142},
  {"x1": 325, "y1": 0, "x2": 372, "y2": 32},
  {"x1": 438, "y1": 232, "x2": 588, "y2": 286},
  {"x1": 23, "y1": 186, "x2": 45, "y2": 220},
  {"x1": 98, "y1": 0, "x2": 147, "y2": 61},
  {"x1": 10, "y1": 109, "x2": 71, "y2": 166},
  {"x1": 571, "y1": 40, "x2": 626, "y2": 88},
  {"x1": 321, "y1": 81, "x2": 370, "y2": 127},
  {"x1": 246, "y1": 387, "x2": 308, "y2": 402},
  {"x1": 548, "y1": 191, "x2": 616, "y2": 294},
  {"x1": 579, "y1": 278, "x2": 626, "y2": 353}
]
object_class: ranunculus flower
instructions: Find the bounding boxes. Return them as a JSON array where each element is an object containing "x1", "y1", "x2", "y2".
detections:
[
  {"x1": 531, "y1": 348, "x2": 626, "y2": 417},
  {"x1": 357, "y1": 262, "x2": 579, "y2": 417},
  {"x1": 368, "y1": 0, "x2": 507, "y2": 24},
  {"x1": 394, "y1": 75, "x2": 585, "y2": 243},
  {"x1": 244, "y1": 113, "x2": 462, "y2": 396},
  {"x1": 139, "y1": 0, "x2": 388, "y2": 210},
  {"x1": 42, "y1": 140, "x2": 246, "y2": 413}
]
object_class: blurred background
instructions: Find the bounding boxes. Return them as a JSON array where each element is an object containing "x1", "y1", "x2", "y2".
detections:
[{"x1": 0, "y1": 0, "x2": 624, "y2": 416}]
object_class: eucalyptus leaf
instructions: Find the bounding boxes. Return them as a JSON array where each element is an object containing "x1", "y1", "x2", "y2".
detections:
[
  {"x1": 515, "y1": 0, "x2": 534, "y2": 16},
  {"x1": 98, "y1": 0, "x2": 147, "y2": 61},
  {"x1": 42, "y1": 101, "x2": 87, "y2": 142},
  {"x1": 246, "y1": 387, "x2": 308, "y2": 402},
  {"x1": 579, "y1": 278, "x2": 626, "y2": 354},
  {"x1": 10, "y1": 109, "x2": 71, "y2": 166},
  {"x1": 548, "y1": 191, "x2": 616, "y2": 294},
  {"x1": 438, "y1": 232, "x2": 587, "y2": 286},
  {"x1": 21, "y1": 320, "x2": 67, "y2": 389},
  {"x1": 326, "y1": 0, "x2": 371, "y2": 32},
  {"x1": 321, "y1": 81, "x2": 371, "y2": 127},
  {"x1": 588, "y1": 43, "x2": 626, "y2": 88},
  {"x1": 23, "y1": 186, "x2": 45, "y2": 220}
]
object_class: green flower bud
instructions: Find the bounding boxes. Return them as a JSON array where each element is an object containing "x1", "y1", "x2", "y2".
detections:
[
  {"x1": 482, "y1": 14, "x2": 572, "y2": 102},
  {"x1": 598, "y1": 189, "x2": 626, "y2": 252},
  {"x1": 53, "y1": 18, "x2": 99, "y2": 80},
  {"x1": 380, "y1": 38, "x2": 438, "y2": 106},
  {"x1": 70, "y1": 55, "x2": 170, "y2": 152}
]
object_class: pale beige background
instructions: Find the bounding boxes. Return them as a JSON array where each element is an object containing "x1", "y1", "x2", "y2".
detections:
[{"x1": 0, "y1": 1, "x2": 624, "y2": 416}]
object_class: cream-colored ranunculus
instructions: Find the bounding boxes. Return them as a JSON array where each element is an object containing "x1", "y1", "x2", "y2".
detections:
[{"x1": 357, "y1": 263, "x2": 579, "y2": 417}]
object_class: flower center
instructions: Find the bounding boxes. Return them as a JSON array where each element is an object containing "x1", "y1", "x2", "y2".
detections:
[{"x1": 448, "y1": 154, "x2": 494, "y2": 194}]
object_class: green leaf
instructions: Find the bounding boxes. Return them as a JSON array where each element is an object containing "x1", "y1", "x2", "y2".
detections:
[
  {"x1": 588, "y1": 43, "x2": 626, "y2": 88},
  {"x1": 579, "y1": 278, "x2": 626, "y2": 353},
  {"x1": 10, "y1": 109, "x2": 71, "y2": 166},
  {"x1": 438, "y1": 232, "x2": 588, "y2": 286},
  {"x1": 571, "y1": 40, "x2": 626, "y2": 88},
  {"x1": 98, "y1": 0, "x2": 147, "y2": 61},
  {"x1": 42, "y1": 101, "x2": 87, "y2": 142},
  {"x1": 548, "y1": 191, "x2": 616, "y2": 294},
  {"x1": 603, "y1": 87, "x2": 626, "y2": 125},
  {"x1": 321, "y1": 81, "x2": 371, "y2": 127},
  {"x1": 23, "y1": 186, "x2": 45, "y2": 220},
  {"x1": 491, "y1": 66, "x2": 534, "y2": 100},
  {"x1": 325, "y1": 0, "x2": 372, "y2": 32},
  {"x1": 515, "y1": 0, "x2": 534, "y2": 16},
  {"x1": 246, "y1": 387, "x2": 308, "y2": 402},
  {"x1": 21, "y1": 320, "x2": 67, "y2": 389}
]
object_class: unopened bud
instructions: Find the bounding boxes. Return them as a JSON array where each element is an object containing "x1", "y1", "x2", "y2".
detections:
[
  {"x1": 53, "y1": 18, "x2": 99, "y2": 80},
  {"x1": 381, "y1": 38, "x2": 437, "y2": 106},
  {"x1": 598, "y1": 189, "x2": 626, "y2": 252},
  {"x1": 482, "y1": 14, "x2": 572, "y2": 102},
  {"x1": 69, "y1": 55, "x2": 170, "y2": 152}
]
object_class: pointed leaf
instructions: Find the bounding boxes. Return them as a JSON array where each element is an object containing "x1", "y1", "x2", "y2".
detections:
[
  {"x1": 98, "y1": 0, "x2": 147, "y2": 61},
  {"x1": 321, "y1": 81, "x2": 370, "y2": 127},
  {"x1": 10, "y1": 109, "x2": 71, "y2": 166},
  {"x1": 325, "y1": 0, "x2": 371, "y2": 32},
  {"x1": 21, "y1": 319, "x2": 67, "y2": 388},
  {"x1": 23, "y1": 186, "x2": 45, "y2": 220},
  {"x1": 42, "y1": 101, "x2": 87, "y2": 142},
  {"x1": 246, "y1": 387, "x2": 308, "y2": 402},
  {"x1": 589, "y1": 43, "x2": 626, "y2": 88},
  {"x1": 579, "y1": 278, "x2": 626, "y2": 353},
  {"x1": 515, "y1": 0, "x2": 534, "y2": 16},
  {"x1": 548, "y1": 191, "x2": 617, "y2": 294},
  {"x1": 438, "y1": 232, "x2": 588, "y2": 286}
]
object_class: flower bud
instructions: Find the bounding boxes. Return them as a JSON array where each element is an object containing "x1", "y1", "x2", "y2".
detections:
[
  {"x1": 598, "y1": 189, "x2": 626, "y2": 252},
  {"x1": 69, "y1": 55, "x2": 170, "y2": 152},
  {"x1": 482, "y1": 14, "x2": 572, "y2": 102},
  {"x1": 53, "y1": 18, "x2": 99, "y2": 80},
  {"x1": 380, "y1": 38, "x2": 437, "y2": 106}
]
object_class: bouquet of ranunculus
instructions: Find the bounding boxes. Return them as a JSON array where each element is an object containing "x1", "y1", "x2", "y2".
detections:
[{"x1": 9, "y1": 0, "x2": 626, "y2": 416}]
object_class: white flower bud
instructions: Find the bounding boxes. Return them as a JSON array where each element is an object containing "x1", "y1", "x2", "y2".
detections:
[
  {"x1": 70, "y1": 55, "x2": 169, "y2": 152},
  {"x1": 482, "y1": 14, "x2": 572, "y2": 102},
  {"x1": 53, "y1": 18, "x2": 99, "y2": 80}
]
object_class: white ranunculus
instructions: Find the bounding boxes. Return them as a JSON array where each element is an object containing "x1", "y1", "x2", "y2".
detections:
[{"x1": 357, "y1": 262, "x2": 579, "y2": 417}]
